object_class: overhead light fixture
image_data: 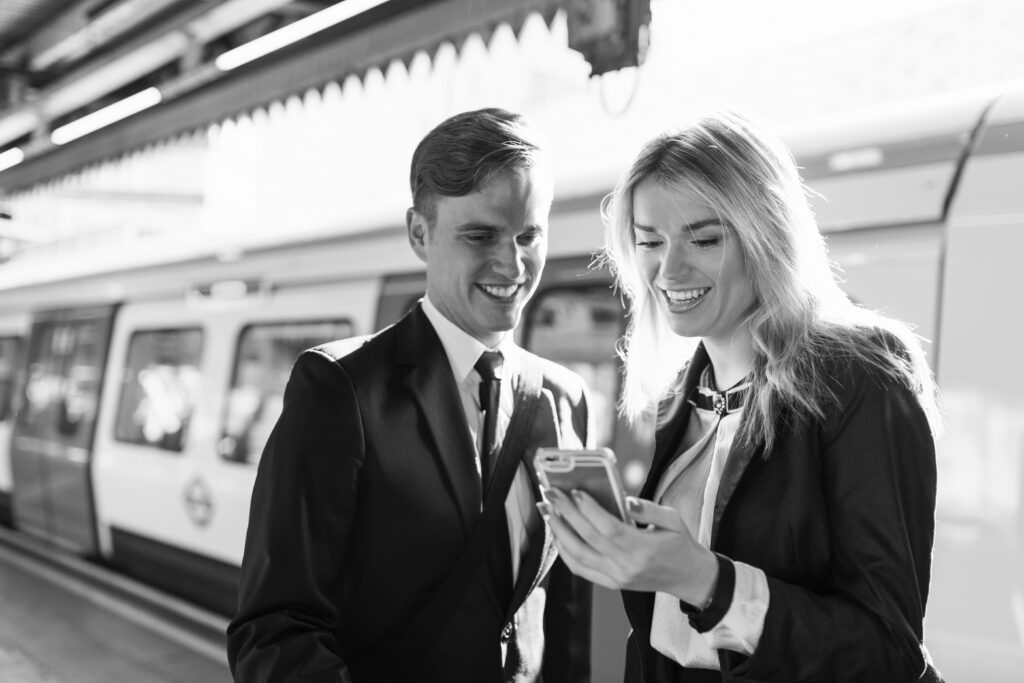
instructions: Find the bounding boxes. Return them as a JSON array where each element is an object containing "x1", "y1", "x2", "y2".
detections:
[
  {"x1": 215, "y1": 0, "x2": 390, "y2": 71},
  {"x1": 51, "y1": 87, "x2": 162, "y2": 146},
  {"x1": 0, "y1": 147, "x2": 25, "y2": 173}
]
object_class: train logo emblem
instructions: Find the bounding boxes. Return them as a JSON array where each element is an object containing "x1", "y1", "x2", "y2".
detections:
[{"x1": 183, "y1": 477, "x2": 214, "y2": 528}]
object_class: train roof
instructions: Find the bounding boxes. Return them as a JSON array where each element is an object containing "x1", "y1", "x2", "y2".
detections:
[{"x1": 780, "y1": 83, "x2": 1023, "y2": 232}]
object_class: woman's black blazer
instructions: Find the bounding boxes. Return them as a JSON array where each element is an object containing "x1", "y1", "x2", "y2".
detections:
[{"x1": 622, "y1": 343, "x2": 939, "y2": 683}]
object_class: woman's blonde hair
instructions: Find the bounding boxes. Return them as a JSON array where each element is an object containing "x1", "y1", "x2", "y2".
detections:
[{"x1": 600, "y1": 111, "x2": 941, "y2": 452}]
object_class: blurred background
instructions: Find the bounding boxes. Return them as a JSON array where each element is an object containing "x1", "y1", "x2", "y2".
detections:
[
  {"x1": 2, "y1": 0, "x2": 1023, "y2": 265},
  {"x1": 0, "y1": 1, "x2": 1022, "y2": 681}
]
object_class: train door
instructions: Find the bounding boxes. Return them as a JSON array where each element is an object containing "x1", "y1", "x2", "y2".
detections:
[
  {"x1": 0, "y1": 315, "x2": 28, "y2": 525},
  {"x1": 522, "y1": 257, "x2": 654, "y2": 487},
  {"x1": 91, "y1": 295, "x2": 226, "y2": 612},
  {"x1": 522, "y1": 256, "x2": 652, "y2": 683},
  {"x1": 925, "y1": 92, "x2": 1024, "y2": 678},
  {"x1": 10, "y1": 306, "x2": 115, "y2": 554}
]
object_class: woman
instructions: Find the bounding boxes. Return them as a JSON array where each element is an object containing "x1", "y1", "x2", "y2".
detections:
[{"x1": 541, "y1": 112, "x2": 943, "y2": 682}]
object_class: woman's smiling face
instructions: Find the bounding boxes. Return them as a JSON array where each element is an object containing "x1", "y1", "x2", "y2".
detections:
[{"x1": 632, "y1": 178, "x2": 757, "y2": 345}]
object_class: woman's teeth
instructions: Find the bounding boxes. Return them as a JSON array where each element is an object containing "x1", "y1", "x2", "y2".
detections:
[{"x1": 663, "y1": 287, "x2": 710, "y2": 309}]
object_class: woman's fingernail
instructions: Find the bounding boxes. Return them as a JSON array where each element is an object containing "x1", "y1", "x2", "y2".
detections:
[
  {"x1": 536, "y1": 501, "x2": 553, "y2": 519},
  {"x1": 627, "y1": 496, "x2": 642, "y2": 513},
  {"x1": 571, "y1": 489, "x2": 584, "y2": 503}
]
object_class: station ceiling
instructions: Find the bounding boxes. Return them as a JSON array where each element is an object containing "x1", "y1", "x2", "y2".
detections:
[
  {"x1": 0, "y1": 0, "x2": 67, "y2": 50},
  {"x1": 0, "y1": 0, "x2": 570, "y2": 192}
]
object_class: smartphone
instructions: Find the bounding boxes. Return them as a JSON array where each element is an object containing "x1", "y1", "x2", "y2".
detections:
[{"x1": 534, "y1": 447, "x2": 628, "y2": 521}]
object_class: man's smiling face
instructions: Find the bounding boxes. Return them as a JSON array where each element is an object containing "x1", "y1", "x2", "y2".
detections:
[{"x1": 408, "y1": 166, "x2": 551, "y2": 347}]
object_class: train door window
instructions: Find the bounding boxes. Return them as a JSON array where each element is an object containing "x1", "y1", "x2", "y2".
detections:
[
  {"x1": 524, "y1": 286, "x2": 623, "y2": 446},
  {"x1": 19, "y1": 318, "x2": 106, "y2": 446},
  {"x1": 0, "y1": 336, "x2": 23, "y2": 422},
  {"x1": 376, "y1": 272, "x2": 426, "y2": 331},
  {"x1": 524, "y1": 285, "x2": 655, "y2": 493},
  {"x1": 114, "y1": 329, "x2": 203, "y2": 452},
  {"x1": 219, "y1": 319, "x2": 353, "y2": 465}
]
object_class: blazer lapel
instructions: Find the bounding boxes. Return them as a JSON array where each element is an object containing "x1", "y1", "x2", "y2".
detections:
[
  {"x1": 710, "y1": 429, "x2": 763, "y2": 548},
  {"x1": 397, "y1": 306, "x2": 481, "y2": 537},
  {"x1": 641, "y1": 344, "x2": 708, "y2": 500},
  {"x1": 641, "y1": 342, "x2": 764, "y2": 547}
]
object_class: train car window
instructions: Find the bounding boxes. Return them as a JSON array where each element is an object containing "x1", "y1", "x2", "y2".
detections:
[
  {"x1": 19, "y1": 319, "x2": 106, "y2": 447},
  {"x1": 375, "y1": 271, "x2": 426, "y2": 331},
  {"x1": 0, "y1": 336, "x2": 24, "y2": 422},
  {"x1": 219, "y1": 319, "x2": 353, "y2": 465},
  {"x1": 114, "y1": 329, "x2": 203, "y2": 453},
  {"x1": 524, "y1": 286, "x2": 623, "y2": 450}
]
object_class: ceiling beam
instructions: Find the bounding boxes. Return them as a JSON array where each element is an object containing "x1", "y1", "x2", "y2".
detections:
[{"x1": 0, "y1": 0, "x2": 559, "y2": 193}]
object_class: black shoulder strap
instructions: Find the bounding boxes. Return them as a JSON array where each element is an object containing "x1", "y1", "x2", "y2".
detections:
[
  {"x1": 354, "y1": 354, "x2": 545, "y2": 672},
  {"x1": 483, "y1": 355, "x2": 543, "y2": 500}
]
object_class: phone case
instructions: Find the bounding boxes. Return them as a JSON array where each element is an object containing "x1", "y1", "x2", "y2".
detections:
[{"x1": 534, "y1": 447, "x2": 628, "y2": 520}]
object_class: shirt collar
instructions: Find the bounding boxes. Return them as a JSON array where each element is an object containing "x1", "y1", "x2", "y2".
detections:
[{"x1": 421, "y1": 295, "x2": 517, "y2": 385}]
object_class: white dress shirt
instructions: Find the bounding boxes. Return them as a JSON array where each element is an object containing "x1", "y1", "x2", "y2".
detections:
[{"x1": 421, "y1": 296, "x2": 540, "y2": 583}]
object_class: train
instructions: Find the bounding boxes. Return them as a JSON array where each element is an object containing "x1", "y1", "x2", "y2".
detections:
[{"x1": 1, "y1": 84, "x2": 1023, "y2": 681}]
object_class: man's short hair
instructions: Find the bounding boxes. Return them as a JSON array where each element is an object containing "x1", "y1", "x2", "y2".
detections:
[{"x1": 409, "y1": 108, "x2": 548, "y2": 222}]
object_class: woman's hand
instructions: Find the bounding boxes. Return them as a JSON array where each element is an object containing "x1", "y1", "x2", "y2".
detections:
[{"x1": 540, "y1": 488, "x2": 718, "y2": 606}]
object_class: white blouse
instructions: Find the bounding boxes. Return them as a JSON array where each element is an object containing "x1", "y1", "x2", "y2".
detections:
[{"x1": 649, "y1": 368, "x2": 770, "y2": 669}]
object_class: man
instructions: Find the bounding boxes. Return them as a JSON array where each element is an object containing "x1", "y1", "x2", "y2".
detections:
[{"x1": 227, "y1": 108, "x2": 593, "y2": 682}]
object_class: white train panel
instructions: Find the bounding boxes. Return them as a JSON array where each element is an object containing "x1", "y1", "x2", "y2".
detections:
[{"x1": 92, "y1": 279, "x2": 379, "y2": 568}]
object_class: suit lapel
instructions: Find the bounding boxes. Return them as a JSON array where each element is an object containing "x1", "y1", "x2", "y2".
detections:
[{"x1": 397, "y1": 306, "x2": 481, "y2": 537}]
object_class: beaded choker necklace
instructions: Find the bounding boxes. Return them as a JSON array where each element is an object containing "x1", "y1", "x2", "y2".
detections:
[{"x1": 688, "y1": 367, "x2": 751, "y2": 416}]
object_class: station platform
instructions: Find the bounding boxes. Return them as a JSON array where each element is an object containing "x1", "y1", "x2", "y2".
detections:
[{"x1": 0, "y1": 529, "x2": 230, "y2": 683}]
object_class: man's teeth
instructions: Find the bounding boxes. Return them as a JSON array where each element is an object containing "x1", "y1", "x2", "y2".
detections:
[
  {"x1": 481, "y1": 284, "x2": 519, "y2": 298},
  {"x1": 664, "y1": 287, "x2": 710, "y2": 302}
]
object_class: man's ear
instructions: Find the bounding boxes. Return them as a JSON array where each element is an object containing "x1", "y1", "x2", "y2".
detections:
[{"x1": 406, "y1": 207, "x2": 428, "y2": 263}]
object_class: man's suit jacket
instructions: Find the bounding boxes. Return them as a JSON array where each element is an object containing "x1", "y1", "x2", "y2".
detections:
[
  {"x1": 227, "y1": 305, "x2": 592, "y2": 683},
  {"x1": 623, "y1": 343, "x2": 939, "y2": 683}
]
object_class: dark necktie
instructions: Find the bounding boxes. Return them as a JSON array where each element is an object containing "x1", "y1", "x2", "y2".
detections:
[
  {"x1": 474, "y1": 351, "x2": 504, "y2": 491},
  {"x1": 474, "y1": 351, "x2": 513, "y2": 604}
]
